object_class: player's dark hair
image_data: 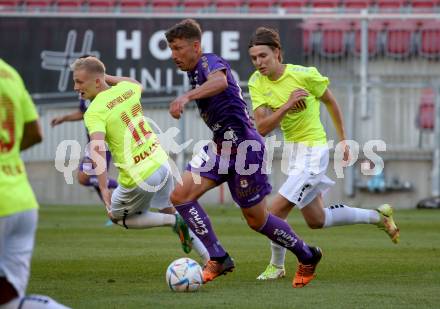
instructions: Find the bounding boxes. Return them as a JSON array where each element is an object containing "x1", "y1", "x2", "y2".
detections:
[
  {"x1": 248, "y1": 27, "x2": 283, "y2": 62},
  {"x1": 165, "y1": 19, "x2": 202, "y2": 43}
]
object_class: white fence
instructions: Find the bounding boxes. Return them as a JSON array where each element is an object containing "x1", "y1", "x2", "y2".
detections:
[{"x1": 15, "y1": 11, "x2": 440, "y2": 206}]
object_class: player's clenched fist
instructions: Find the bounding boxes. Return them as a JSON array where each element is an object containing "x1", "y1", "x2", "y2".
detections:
[
  {"x1": 169, "y1": 94, "x2": 190, "y2": 119},
  {"x1": 288, "y1": 89, "x2": 309, "y2": 113}
]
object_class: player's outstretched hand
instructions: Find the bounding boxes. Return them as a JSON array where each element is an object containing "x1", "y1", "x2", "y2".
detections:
[
  {"x1": 169, "y1": 95, "x2": 189, "y2": 119},
  {"x1": 51, "y1": 117, "x2": 63, "y2": 127},
  {"x1": 288, "y1": 89, "x2": 309, "y2": 113},
  {"x1": 340, "y1": 140, "x2": 351, "y2": 167}
]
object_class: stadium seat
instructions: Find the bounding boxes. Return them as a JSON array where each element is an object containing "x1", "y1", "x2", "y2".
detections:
[
  {"x1": 310, "y1": 0, "x2": 340, "y2": 9},
  {"x1": 119, "y1": 0, "x2": 147, "y2": 12},
  {"x1": 300, "y1": 19, "x2": 320, "y2": 55},
  {"x1": 87, "y1": 0, "x2": 116, "y2": 11},
  {"x1": 376, "y1": 0, "x2": 407, "y2": 12},
  {"x1": 319, "y1": 20, "x2": 351, "y2": 58},
  {"x1": 416, "y1": 88, "x2": 435, "y2": 147},
  {"x1": 181, "y1": 0, "x2": 211, "y2": 12},
  {"x1": 56, "y1": 0, "x2": 83, "y2": 11},
  {"x1": 23, "y1": 0, "x2": 52, "y2": 11},
  {"x1": 352, "y1": 20, "x2": 384, "y2": 57},
  {"x1": 150, "y1": 0, "x2": 179, "y2": 12},
  {"x1": 0, "y1": 0, "x2": 21, "y2": 11},
  {"x1": 417, "y1": 88, "x2": 435, "y2": 130},
  {"x1": 418, "y1": 20, "x2": 440, "y2": 59},
  {"x1": 342, "y1": 0, "x2": 374, "y2": 11},
  {"x1": 247, "y1": 0, "x2": 276, "y2": 13},
  {"x1": 384, "y1": 20, "x2": 417, "y2": 58},
  {"x1": 409, "y1": 0, "x2": 437, "y2": 12},
  {"x1": 278, "y1": 0, "x2": 308, "y2": 13},
  {"x1": 213, "y1": 0, "x2": 244, "y2": 12}
]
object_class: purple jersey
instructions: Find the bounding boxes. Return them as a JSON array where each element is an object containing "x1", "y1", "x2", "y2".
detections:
[
  {"x1": 79, "y1": 98, "x2": 90, "y2": 114},
  {"x1": 79, "y1": 98, "x2": 91, "y2": 142},
  {"x1": 188, "y1": 54, "x2": 260, "y2": 148}
]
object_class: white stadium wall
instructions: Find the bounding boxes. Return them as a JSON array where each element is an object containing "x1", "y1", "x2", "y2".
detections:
[{"x1": 2, "y1": 13, "x2": 438, "y2": 208}]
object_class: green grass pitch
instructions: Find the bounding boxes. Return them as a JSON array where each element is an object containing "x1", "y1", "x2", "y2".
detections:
[{"x1": 29, "y1": 205, "x2": 440, "y2": 308}]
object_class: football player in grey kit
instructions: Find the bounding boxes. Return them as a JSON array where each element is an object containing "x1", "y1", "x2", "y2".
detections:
[{"x1": 165, "y1": 19, "x2": 322, "y2": 288}]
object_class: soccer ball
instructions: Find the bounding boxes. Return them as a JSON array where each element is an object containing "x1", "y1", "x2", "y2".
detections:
[{"x1": 166, "y1": 257, "x2": 203, "y2": 292}]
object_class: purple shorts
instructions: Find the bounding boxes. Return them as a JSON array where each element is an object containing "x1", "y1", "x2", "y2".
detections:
[
  {"x1": 187, "y1": 141, "x2": 271, "y2": 208},
  {"x1": 79, "y1": 150, "x2": 112, "y2": 173}
]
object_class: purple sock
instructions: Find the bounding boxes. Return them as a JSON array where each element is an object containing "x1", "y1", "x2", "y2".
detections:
[
  {"x1": 108, "y1": 178, "x2": 118, "y2": 189},
  {"x1": 259, "y1": 214, "x2": 314, "y2": 263},
  {"x1": 83, "y1": 176, "x2": 117, "y2": 202},
  {"x1": 82, "y1": 176, "x2": 97, "y2": 187},
  {"x1": 175, "y1": 201, "x2": 226, "y2": 259},
  {"x1": 83, "y1": 176, "x2": 117, "y2": 189}
]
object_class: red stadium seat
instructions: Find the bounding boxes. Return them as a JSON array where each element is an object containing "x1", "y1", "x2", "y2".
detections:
[
  {"x1": 119, "y1": 0, "x2": 146, "y2": 12},
  {"x1": 384, "y1": 20, "x2": 417, "y2": 58},
  {"x1": 418, "y1": 20, "x2": 440, "y2": 59},
  {"x1": 24, "y1": 0, "x2": 52, "y2": 11},
  {"x1": 310, "y1": 0, "x2": 340, "y2": 9},
  {"x1": 417, "y1": 88, "x2": 435, "y2": 130},
  {"x1": 247, "y1": 0, "x2": 276, "y2": 12},
  {"x1": 213, "y1": 0, "x2": 244, "y2": 12},
  {"x1": 352, "y1": 20, "x2": 384, "y2": 57},
  {"x1": 87, "y1": 0, "x2": 116, "y2": 11},
  {"x1": 416, "y1": 88, "x2": 435, "y2": 147},
  {"x1": 418, "y1": 101, "x2": 435, "y2": 130},
  {"x1": 409, "y1": 0, "x2": 437, "y2": 12},
  {"x1": 181, "y1": 0, "x2": 210, "y2": 12},
  {"x1": 56, "y1": 0, "x2": 83, "y2": 11},
  {"x1": 376, "y1": 0, "x2": 406, "y2": 11},
  {"x1": 0, "y1": 0, "x2": 20, "y2": 11},
  {"x1": 300, "y1": 19, "x2": 320, "y2": 55},
  {"x1": 150, "y1": 0, "x2": 179, "y2": 12},
  {"x1": 278, "y1": 0, "x2": 308, "y2": 12},
  {"x1": 319, "y1": 20, "x2": 351, "y2": 57},
  {"x1": 342, "y1": 0, "x2": 374, "y2": 11}
]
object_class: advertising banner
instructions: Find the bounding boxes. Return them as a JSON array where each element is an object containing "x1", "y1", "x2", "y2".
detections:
[{"x1": 0, "y1": 16, "x2": 302, "y2": 100}]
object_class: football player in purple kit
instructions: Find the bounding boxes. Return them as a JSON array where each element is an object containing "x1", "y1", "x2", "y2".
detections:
[
  {"x1": 51, "y1": 96, "x2": 118, "y2": 202},
  {"x1": 165, "y1": 19, "x2": 322, "y2": 288}
]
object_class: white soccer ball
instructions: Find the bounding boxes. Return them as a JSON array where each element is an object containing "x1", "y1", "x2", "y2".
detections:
[{"x1": 166, "y1": 257, "x2": 203, "y2": 292}]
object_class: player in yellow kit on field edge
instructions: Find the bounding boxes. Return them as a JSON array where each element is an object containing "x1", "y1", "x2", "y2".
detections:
[{"x1": 0, "y1": 58, "x2": 70, "y2": 309}]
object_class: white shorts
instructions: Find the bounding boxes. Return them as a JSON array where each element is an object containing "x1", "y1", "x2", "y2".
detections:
[
  {"x1": 0, "y1": 209, "x2": 38, "y2": 297},
  {"x1": 110, "y1": 164, "x2": 173, "y2": 220},
  {"x1": 279, "y1": 143, "x2": 335, "y2": 209}
]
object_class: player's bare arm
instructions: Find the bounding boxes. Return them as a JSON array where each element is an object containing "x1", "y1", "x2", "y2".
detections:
[
  {"x1": 320, "y1": 88, "x2": 347, "y2": 141},
  {"x1": 105, "y1": 74, "x2": 143, "y2": 91},
  {"x1": 320, "y1": 89, "x2": 349, "y2": 161},
  {"x1": 51, "y1": 110, "x2": 84, "y2": 127},
  {"x1": 89, "y1": 132, "x2": 112, "y2": 213},
  {"x1": 253, "y1": 89, "x2": 308, "y2": 136},
  {"x1": 20, "y1": 120, "x2": 42, "y2": 150},
  {"x1": 169, "y1": 70, "x2": 227, "y2": 119}
]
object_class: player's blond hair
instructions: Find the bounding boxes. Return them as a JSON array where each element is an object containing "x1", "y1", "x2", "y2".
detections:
[{"x1": 70, "y1": 56, "x2": 106, "y2": 75}]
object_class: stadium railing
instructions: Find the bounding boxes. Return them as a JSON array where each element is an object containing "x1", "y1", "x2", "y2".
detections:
[{"x1": 3, "y1": 0, "x2": 440, "y2": 13}]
